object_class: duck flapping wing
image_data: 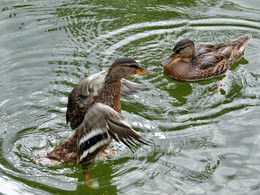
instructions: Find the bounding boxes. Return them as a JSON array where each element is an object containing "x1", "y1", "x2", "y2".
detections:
[{"x1": 76, "y1": 103, "x2": 149, "y2": 164}]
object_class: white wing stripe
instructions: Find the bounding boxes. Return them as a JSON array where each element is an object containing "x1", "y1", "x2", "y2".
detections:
[
  {"x1": 79, "y1": 128, "x2": 107, "y2": 146},
  {"x1": 79, "y1": 137, "x2": 111, "y2": 162}
]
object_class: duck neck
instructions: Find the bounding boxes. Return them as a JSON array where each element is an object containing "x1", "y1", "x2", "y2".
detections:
[{"x1": 98, "y1": 75, "x2": 122, "y2": 113}]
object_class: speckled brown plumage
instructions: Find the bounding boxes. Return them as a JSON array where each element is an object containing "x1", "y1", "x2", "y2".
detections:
[
  {"x1": 46, "y1": 58, "x2": 153, "y2": 165},
  {"x1": 162, "y1": 35, "x2": 252, "y2": 81}
]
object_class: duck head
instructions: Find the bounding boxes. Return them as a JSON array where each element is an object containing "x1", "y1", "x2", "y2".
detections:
[
  {"x1": 107, "y1": 58, "x2": 153, "y2": 80},
  {"x1": 161, "y1": 39, "x2": 195, "y2": 67}
]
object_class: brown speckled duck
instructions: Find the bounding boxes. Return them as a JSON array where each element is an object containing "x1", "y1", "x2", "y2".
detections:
[
  {"x1": 162, "y1": 35, "x2": 252, "y2": 81},
  {"x1": 34, "y1": 58, "x2": 153, "y2": 166}
]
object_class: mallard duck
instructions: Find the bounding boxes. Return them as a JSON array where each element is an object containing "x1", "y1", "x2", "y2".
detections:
[
  {"x1": 161, "y1": 35, "x2": 252, "y2": 81},
  {"x1": 35, "y1": 58, "x2": 153, "y2": 166}
]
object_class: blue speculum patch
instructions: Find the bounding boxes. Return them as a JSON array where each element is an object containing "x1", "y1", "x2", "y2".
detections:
[{"x1": 80, "y1": 133, "x2": 108, "y2": 152}]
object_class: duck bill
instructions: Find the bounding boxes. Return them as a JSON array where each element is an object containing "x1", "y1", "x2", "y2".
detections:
[
  {"x1": 161, "y1": 53, "x2": 176, "y2": 67},
  {"x1": 136, "y1": 68, "x2": 154, "y2": 75}
]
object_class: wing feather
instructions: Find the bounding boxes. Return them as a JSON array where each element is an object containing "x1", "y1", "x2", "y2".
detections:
[{"x1": 76, "y1": 103, "x2": 150, "y2": 164}]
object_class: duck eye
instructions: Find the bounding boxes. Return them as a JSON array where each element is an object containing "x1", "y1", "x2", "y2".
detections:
[
  {"x1": 174, "y1": 49, "x2": 180, "y2": 54},
  {"x1": 175, "y1": 45, "x2": 189, "y2": 54}
]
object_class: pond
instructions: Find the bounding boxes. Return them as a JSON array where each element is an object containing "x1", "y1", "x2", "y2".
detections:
[{"x1": 0, "y1": 0, "x2": 260, "y2": 194}]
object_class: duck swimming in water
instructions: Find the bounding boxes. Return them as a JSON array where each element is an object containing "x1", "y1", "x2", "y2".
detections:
[
  {"x1": 162, "y1": 35, "x2": 252, "y2": 81},
  {"x1": 35, "y1": 58, "x2": 153, "y2": 166}
]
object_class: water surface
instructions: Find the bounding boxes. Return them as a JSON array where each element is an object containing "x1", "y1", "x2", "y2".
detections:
[{"x1": 0, "y1": 0, "x2": 260, "y2": 194}]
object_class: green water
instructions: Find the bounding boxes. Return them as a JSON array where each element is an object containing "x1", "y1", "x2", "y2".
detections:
[{"x1": 0, "y1": 0, "x2": 260, "y2": 194}]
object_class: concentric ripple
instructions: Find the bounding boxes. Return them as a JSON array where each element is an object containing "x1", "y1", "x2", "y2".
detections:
[{"x1": 0, "y1": 0, "x2": 260, "y2": 194}]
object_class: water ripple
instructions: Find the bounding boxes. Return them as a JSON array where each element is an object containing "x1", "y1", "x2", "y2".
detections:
[{"x1": 0, "y1": 0, "x2": 260, "y2": 194}]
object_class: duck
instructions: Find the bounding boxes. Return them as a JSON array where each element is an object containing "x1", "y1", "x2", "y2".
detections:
[
  {"x1": 161, "y1": 35, "x2": 252, "y2": 81},
  {"x1": 35, "y1": 58, "x2": 153, "y2": 166}
]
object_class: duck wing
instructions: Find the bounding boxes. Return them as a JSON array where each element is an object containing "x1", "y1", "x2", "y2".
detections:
[
  {"x1": 195, "y1": 43, "x2": 223, "y2": 56},
  {"x1": 195, "y1": 53, "x2": 225, "y2": 69},
  {"x1": 74, "y1": 70, "x2": 141, "y2": 97},
  {"x1": 120, "y1": 78, "x2": 141, "y2": 96},
  {"x1": 66, "y1": 93, "x2": 94, "y2": 129},
  {"x1": 195, "y1": 35, "x2": 252, "y2": 67},
  {"x1": 192, "y1": 53, "x2": 228, "y2": 78},
  {"x1": 66, "y1": 71, "x2": 107, "y2": 129},
  {"x1": 77, "y1": 103, "x2": 149, "y2": 164}
]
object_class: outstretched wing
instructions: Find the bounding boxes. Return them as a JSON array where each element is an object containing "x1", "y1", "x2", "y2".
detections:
[
  {"x1": 72, "y1": 70, "x2": 141, "y2": 97},
  {"x1": 120, "y1": 79, "x2": 141, "y2": 96},
  {"x1": 76, "y1": 103, "x2": 150, "y2": 164},
  {"x1": 106, "y1": 118, "x2": 149, "y2": 149}
]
